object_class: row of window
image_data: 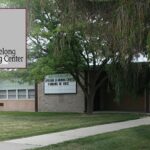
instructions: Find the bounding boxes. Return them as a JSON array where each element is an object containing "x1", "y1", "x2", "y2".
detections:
[{"x1": 0, "y1": 89, "x2": 35, "y2": 100}]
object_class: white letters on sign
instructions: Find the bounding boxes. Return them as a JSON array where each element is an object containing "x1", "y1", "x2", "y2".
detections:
[{"x1": 44, "y1": 74, "x2": 76, "y2": 94}]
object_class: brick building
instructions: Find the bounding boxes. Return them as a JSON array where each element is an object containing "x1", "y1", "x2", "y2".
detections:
[{"x1": 0, "y1": 73, "x2": 149, "y2": 113}]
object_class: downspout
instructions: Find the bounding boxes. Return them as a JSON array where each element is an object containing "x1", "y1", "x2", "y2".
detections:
[
  {"x1": 35, "y1": 81, "x2": 38, "y2": 112},
  {"x1": 145, "y1": 87, "x2": 149, "y2": 113},
  {"x1": 84, "y1": 70, "x2": 87, "y2": 113}
]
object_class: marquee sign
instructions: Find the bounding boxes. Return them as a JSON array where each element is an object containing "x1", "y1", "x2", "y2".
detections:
[{"x1": 44, "y1": 74, "x2": 76, "y2": 94}]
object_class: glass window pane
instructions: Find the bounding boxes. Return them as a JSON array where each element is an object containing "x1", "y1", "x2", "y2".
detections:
[
  {"x1": 8, "y1": 90, "x2": 16, "y2": 99},
  {"x1": 0, "y1": 90, "x2": 6, "y2": 99},
  {"x1": 18, "y1": 89, "x2": 26, "y2": 99},
  {"x1": 28, "y1": 89, "x2": 35, "y2": 99}
]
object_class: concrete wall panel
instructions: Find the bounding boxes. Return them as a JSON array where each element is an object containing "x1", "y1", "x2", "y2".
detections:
[{"x1": 38, "y1": 82, "x2": 85, "y2": 113}]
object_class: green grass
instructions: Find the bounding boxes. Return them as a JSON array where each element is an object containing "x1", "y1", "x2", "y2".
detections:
[
  {"x1": 33, "y1": 125, "x2": 150, "y2": 150},
  {"x1": 0, "y1": 111, "x2": 146, "y2": 141}
]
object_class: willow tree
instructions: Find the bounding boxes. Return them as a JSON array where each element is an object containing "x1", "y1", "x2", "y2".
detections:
[
  {"x1": 54, "y1": 0, "x2": 150, "y2": 113},
  {"x1": 108, "y1": 0, "x2": 150, "y2": 100}
]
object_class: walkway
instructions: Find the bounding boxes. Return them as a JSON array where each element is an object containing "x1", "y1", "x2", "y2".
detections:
[{"x1": 0, "y1": 117, "x2": 150, "y2": 150}]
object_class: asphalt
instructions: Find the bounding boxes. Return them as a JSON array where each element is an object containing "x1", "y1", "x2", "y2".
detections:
[{"x1": 0, "y1": 117, "x2": 149, "y2": 150}]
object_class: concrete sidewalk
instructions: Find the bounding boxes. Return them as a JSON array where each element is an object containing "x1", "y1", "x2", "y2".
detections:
[{"x1": 1, "y1": 117, "x2": 150, "y2": 150}]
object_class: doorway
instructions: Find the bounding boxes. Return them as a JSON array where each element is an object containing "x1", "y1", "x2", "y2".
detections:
[{"x1": 93, "y1": 87, "x2": 106, "y2": 111}]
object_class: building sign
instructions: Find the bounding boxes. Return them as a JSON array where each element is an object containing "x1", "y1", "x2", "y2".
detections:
[
  {"x1": 0, "y1": 9, "x2": 26, "y2": 68},
  {"x1": 44, "y1": 74, "x2": 76, "y2": 94}
]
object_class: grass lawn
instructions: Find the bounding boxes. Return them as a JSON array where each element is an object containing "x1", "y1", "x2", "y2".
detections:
[
  {"x1": 0, "y1": 112, "x2": 146, "y2": 141},
  {"x1": 33, "y1": 125, "x2": 150, "y2": 150}
]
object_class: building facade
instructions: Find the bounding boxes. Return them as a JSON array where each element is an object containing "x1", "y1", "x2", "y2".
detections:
[
  {"x1": 0, "y1": 73, "x2": 149, "y2": 113},
  {"x1": 0, "y1": 79, "x2": 35, "y2": 112},
  {"x1": 37, "y1": 82, "x2": 85, "y2": 112}
]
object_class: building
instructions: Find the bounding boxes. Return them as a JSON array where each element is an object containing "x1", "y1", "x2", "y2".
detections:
[
  {"x1": 37, "y1": 72, "x2": 150, "y2": 113},
  {"x1": 0, "y1": 74, "x2": 85, "y2": 112},
  {"x1": 0, "y1": 79, "x2": 35, "y2": 112},
  {"x1": 0, "y1": 73, "x2": 149, "y2": 113}
]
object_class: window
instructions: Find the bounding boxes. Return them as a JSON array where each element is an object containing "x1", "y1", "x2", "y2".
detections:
[
  {"x1": 0, "y1": 90, "x2": 7, "y2": 99},
  {"x1": 18, "y1": 89, "x2": 26, "y2": 99},
  {"x1": 28, "y1": 89, "x2": 35, "y2": 99},
  {"x1": 0, "y1": 89, "x2": 35, "y2": 100},
  {"x1": 8, "y1": 90, "x2": 16, "y2": 99}
]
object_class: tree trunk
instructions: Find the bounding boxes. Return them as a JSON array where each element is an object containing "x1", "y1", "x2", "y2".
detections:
[
  {"x1": 85, "y1": 70, "x2": 98, "y2": 114},
  {"x1": 86, "y1": 90, "x2": 95, "y2": 114}
]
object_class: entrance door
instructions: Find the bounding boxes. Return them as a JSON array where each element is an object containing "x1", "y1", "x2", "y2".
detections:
[{"x1": 94, "y1": 88, "x2": 105, "y2": 111}]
